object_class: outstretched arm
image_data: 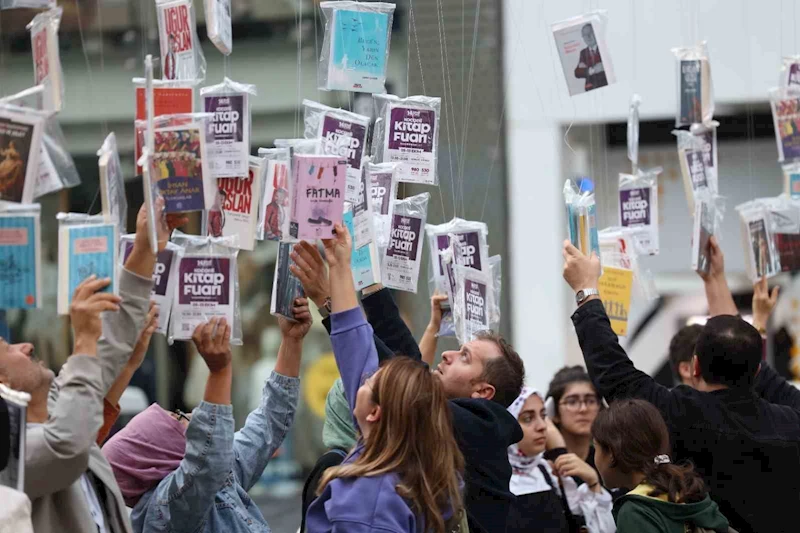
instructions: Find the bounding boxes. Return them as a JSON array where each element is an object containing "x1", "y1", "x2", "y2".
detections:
[
  {"x1": 361, "y1": 283, "x2": 423, "y2": 362},
  {"x1": 419, "y1": 294, "x2": 448, "y2": 366},
  {"x1": 700, "y1": 236, "x2": 738, "y2": 317}
]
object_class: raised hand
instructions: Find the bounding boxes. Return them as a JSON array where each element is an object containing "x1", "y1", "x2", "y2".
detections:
[
  {"x1": 428, "y1": 293, "x2": 449, "y2": 331},
  {"x1": 129, "y1": 301, "x2": 159, "y2": 370},
  {"x1": 553, "y1": 453, "x2": 601, "y2": 491},
  {"x1": 191, "y1": 318, "x2": 232, "y2": 373},
  {"x1": 752, "y1": 276, "x2": 780, "y2": 333},
  {"x1": 699, "y1": 235, "x2": 725, "y2": 282},
  {"x1": 562, "y1": 240, "x2": 601, "y2": 293},
  {"x1": 289, "y1": 241, "x2": 330, "y2": 309},
  {"x1": 70, "y1": 276, "x2": 122, "y2": 356},
  {"x1": 321, "y1": 223, "x2": 352, "y2": 269},
  {"x1": 134, "y1": 197, "x2": 189, "y2": 254},
  {"x1": 278, "y1": 298, "x2": 313, "y2": 340}
]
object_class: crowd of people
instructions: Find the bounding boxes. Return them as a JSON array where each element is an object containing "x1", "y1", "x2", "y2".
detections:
[{"x1": 1, "y1": 204, "x2": 799, "y2": 533}]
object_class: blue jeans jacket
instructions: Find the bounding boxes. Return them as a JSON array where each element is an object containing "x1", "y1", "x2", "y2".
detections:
[{"x1": 130, "y1": 372, "x2": 299, "y2": 533}]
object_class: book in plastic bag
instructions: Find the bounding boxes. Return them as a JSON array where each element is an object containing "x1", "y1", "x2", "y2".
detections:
[
  {"x1": 157, "y1": 0, "x2": 206, "y2": 82},
  {"x1": 0, "y1": 385, "x2": 29, "y2": 491},
  {"x1": 57, "y1": 214, "x2": 119, "y2": 315},
  {"x1": 673, "y1": 42, "x2": 714, "y2": 127},
  {"x1": 618, "y1": 168, "x2": 660, "y2": 256},
  {"x1": 674, "y1": 129, "x2": 713, "y2": 213},
  {"x1": 343, "y1": 200, "x2": 381, "y2": 290},
  {"x1": 452, "y1": 264, "x2": 494, "y2": 344},
  {"x1": 0, "y1": 105, "x2": 45, "y2": 204},
  {"x1": 207, "y1": 156, "x2": 265, "y2": 251},
  {"x1": 382, "y1": 192, "x2": 429, "y2": 293},
  {"x1": 426, "y1": 218, "x2": 489, "y2": 298},
  {"x1": 780, "y1": 56, "x2": 800, "y2": 88},
  {"x1": 319, "y1": 1, "x2": 396, "y2": 93},
  {"x1": 0, "y1": 202, "x2": 41, "y2": 309},
  {"x1": 368, "y1": 161, "x2": 399, "y2": 250},
  {"x1": 204, "y1": 0, "x2": 232, "y2": 55},
  {"x1": 121, "y1": 235, "x2": 180, "y2": 335},
  {"x1": 98, "y1": 132, "x2": 128, "y2": 233},
  {"x1": 691, "y1": 191, "x2": 721, "y2": 276},
  {"x1": 288, "y1": 154, "x2": 347, "y2": 240},
  {"x1": 769, "y1": 87, "x2": 800, "y2": 162},
  {"x1": 202, "y1": 78, "x2": 255, "y2": 179},
  {"x1": 271, "y1": 242, "x2": 305, "y2": 321},
  {"x1": 783, "y1": 161, "x2": 800, "y2": 199},
  {"x1": 551, "y1": 10, "x2": 616, "y2": 96},
  {"x1": 563, "y1": 179, "x2": 600, "y2": 258},
  {"x1": 737, "y1": 201, "x2": 781, "y2": 281},
  {"x1": 27, "y1": 7, "x2": 63, "y2": 112},
  {"x1": 257, "y1": 148, "x2": 291, "y2": 241}
]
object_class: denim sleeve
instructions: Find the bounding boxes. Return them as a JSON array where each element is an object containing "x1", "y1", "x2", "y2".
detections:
[
  {"x1": 152, "y1": 401, "x2": 234, "y2": 533},
  {"x1": 232, "y1": 371, "x2": 300, "y2": 491}
]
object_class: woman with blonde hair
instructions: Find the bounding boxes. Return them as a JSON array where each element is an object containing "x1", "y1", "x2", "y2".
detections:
[{"x1": 305, "y1": 223, "x2": 465, "y2": 533}]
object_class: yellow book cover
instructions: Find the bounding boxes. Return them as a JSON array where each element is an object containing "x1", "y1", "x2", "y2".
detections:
[{"x1": 598, "y1": 266, "x2": 633, "y2": 336}]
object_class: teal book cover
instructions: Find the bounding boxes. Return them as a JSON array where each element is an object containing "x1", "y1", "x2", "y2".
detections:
[
  {"x1": 328, "y1": 8, "x2": 390, "y2": 92},
  {"x1": 0, "y1": 214, "x2": 39, "y2": 309}
]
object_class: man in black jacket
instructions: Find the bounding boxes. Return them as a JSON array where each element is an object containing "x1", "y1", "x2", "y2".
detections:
[
  {"x1": 562, "y1": 240, "x2": 800, "y2": 533},
  {"x1": 290, "y1": 241, "x2": 525, "y2": 533}
]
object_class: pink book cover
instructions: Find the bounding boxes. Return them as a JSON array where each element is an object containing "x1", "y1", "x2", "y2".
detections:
[{"x1": 289, "y1": 154, "x2": 347, "y2": 240}]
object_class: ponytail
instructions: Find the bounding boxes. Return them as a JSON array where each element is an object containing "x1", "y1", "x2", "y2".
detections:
[{"x1": 642, "y1": 462, "x2": 707, "y2": 504}]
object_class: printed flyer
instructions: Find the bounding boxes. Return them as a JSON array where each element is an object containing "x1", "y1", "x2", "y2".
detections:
[
  {"x1": 289, "y1": 155, "x2": 347, "y2": 240},
  {"x1": 122, "y1": 237, "x2": 180, "y2": 335},
  {"x1": 58, "y1": 222, "x2": 118, "y2": 315},
  {"x1": 207, "y1": 157, "x2": 264, "y2": 251},
  {"x1": 326, "y1": 7, "x2": 391, "y2": 93},
  {"x1": 383, "y1": 213, "x2": 424, "y2": 292},
  {"x1": 318, "y1": 113, "x2": 368, "y2": 202},
  {"x1": 153, "y1": 125, "x2": 210, "y2": 212},
  {"x1": 173, "y1": 256, "x2": 234, "y2": 339},
  {"x1": 0, "y1": 211, "x2": 40, "y2": 309},
  {"x1": 384, "y1": 104, "x2": 437, "y2": 184},
  {"x1": 204, "y1": 93, "x2": 249, "y2": 178}
]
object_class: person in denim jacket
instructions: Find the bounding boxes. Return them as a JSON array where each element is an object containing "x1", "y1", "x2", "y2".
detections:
[{"x1": 103, "y1": 300, "x2": 312, "y2": 533}]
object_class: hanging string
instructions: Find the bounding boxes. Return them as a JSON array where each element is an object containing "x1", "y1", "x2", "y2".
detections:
[
  {"x1": 294, "y1": 0, "x2": 303, "y2": 138},
  {"x1": 435, "y1": 0, "x2": 459, "y2": 220},
  {"x1": 223, "y1": 54, "x2": 230, "y2": 79},
  {"x1": 95, "y1": 0, "x2": 108, "y2": 138},
  {"x1": 457, "y1": 0, "x2": 481, "y2": 215},
  {"x1": 314, "y1": 0, "x2": 321, "y2": 101}
]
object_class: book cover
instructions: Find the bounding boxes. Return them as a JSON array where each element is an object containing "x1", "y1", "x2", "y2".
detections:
[
  {"x1": 157, "y1": 0, "x2": 198, "y2": 81},
  {"x1": 318, "y1": 113, "x2": 367, "y2": 202},
  {"x1": 771, "y1": 94, "x2": 800, "y2": 161},
  {"x1": 0, "y1": 212, "x2": 40, "y2": 309},
  {"x1": 58, "y1": 223, "x2": 118, "y2": 315},
  {"x1": 172, "y1": 255, "x2": 234, "y2": 340},
  {"x1": 774, "y1": 233, "x2": 800, "y2": 272},
  {"x1": 552, "y1": 18, "x2": 614, "y2": 96},
  {"x1": 121, "y1": 237, "x2": 179, "y2": 335},
  {"x1": 786, "y1": 168, "x2": 800, "y2": 199},
  {"x1": 271, "y1": 242, "x2": 305, "y2": 321},
  {"x1": 679, "y1": 59, "x2": 703, "y2": 125},
  {"x1": 748, "y1": 218, "x2": 778, "y2": 278},
  {"x1": 461, "y1": 277, "x2": 488, "y2": 341},
  {"x1": 0, "y1": 111, "x2": 44, "y2": 204},
  {"x1": 30, "y1": 12, "x2": 62, "y2": 112},
  {"x1": 384, "y1": 104, "x2": 437, "y2": 184},
  {"x1": 207, "y1": 157, "x2": 264, "y2": 251},
  {"x1": 326, "y1": 8, "x2": 391, "y2": 93},
  {"x1": 204, "y1": 92, "x2": 249, "y2": 178},
  {"x1": 691, "y1": 199, "x2": 713, "y2": 275},
  {"x1": 134, "y1": 85, "x2": 194, "y2": 175},
  {"x1": 679, "y1": 148, "x2": 708, "y2": 212},
  {"x1": 343, "y1": 206, "x2": 381, "y2": 290},
  {"x1": 597, "y1": 266, "x2": 634, "y2": 336},
  {"x1": 383, "y1": 213, "x2": 424, "y2": 293},
  {"x1": 619, "y1": 185, "x2": 659, "y2": 255},
  {"x1": 434, "y1": 231, "x2": 485, "y2": 277},
  {"x1": 289, "y1": 155, "x2": 347, "y2": 240},
  {"x1": 153, "y1": 125, "x2": 210, "y2": 212},
  {"x1": 370, "y1": 168, "x2": 395, "y2": 216},
  {"x1": 261, "y1": 159, "x2": 291, "y2": 241}
]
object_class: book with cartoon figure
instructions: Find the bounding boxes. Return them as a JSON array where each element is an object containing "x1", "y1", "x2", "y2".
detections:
[{"x1": 289, "y1": 154, "x2": 347, "y2": 240}]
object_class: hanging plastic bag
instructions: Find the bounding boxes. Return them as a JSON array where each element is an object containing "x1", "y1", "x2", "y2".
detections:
[
  {"x1": 0, "y1": 384, "x2": 30, "y2": 491},
  {"x1": 764, "y1": 195, "x2": 800, "y2": 273},
  {"x1": 206, "y1": 155, "x2": 265, "y2": 251},
  {"x1": 780, "y1": 56, "x2": 800, "y2": 88},
  {"x1": 27, "y1": 7, "x2": 63, "y2": 112},
  {"x1": 674, "y1": 128, "x2": 716, "y2": 213},
  {"x1": 784, "y1": 161, "x2": 800, "y2": 199},
  {"x1": 551, "y1": 10, "x2": 616, "y2": 96},
  {"x1": 204, "y1": 0, "x2": 232, "y2": 55},
  {"x1": 618, "y1": 167, "x2": 661, "y2": 256},
  {"x1": 343, "y1": 199, "x2": 381, "y2": 290},
  {"x1": 271, "y1": 242, "x2": 306, "y2": 321},
  {"x1": 736, "y1": 200, "x2": 781, "y2": 281},
  {"x1": 318, "y1": 1, "x2": 396, "y2": 93},
  {"x1": 98, "y1": 132, "x2": 128, "y2": 233},
  {"x1": 156, "y1": 0, "x2": 207, "y2": 82},
  {"x1": 257, "y1": 147, "x2": 292, "y2": 241},
  {"x1": 303, "y1": 100, "x2": 370, "y2": 202},
  {"x1": 120, "y1": 234, "x2": 181, "y2": 335},
  {"x1": 288, "y1": 154, "x2": 347, "y2": 240},
  {"x1": 367, "y1": 161, "x2": 399, "y2": 250},
  {"x1": 452, "y1": 263, "x2": 495, "y2": 344},
  {"x1": 0, "y1": 201, "x2": 41, "y2": 309},
  {"x1": 169, "y1": 230, "x2": 242, "y2": 345},
  {"x1": 425, "y1": 218, "x2": 489, "y2": 298},
  {"x1": 372, "y1": 94, "x2": 441, "y2": 185},
  {"x1": 691, "y1": 189, "x2": 724, "y2": 276},
  {"x1": 690, "y1": 121, "x2": 719, "y2": 183},
  {"x1": 0, "y1": 103, "x2": 46, "y2": 204},
  {"x1": 563, "y1": 179, "x2": 600, "y2": 258},
  {"x1": 672, "y1": 41, "x2": 714, "y2": 127},
  {"x1": 201, "y1": 77, "x2": 255, "y2": 179},
  {"x1": 56, "y1": 213, "x2": 119, "y2": 315},
  {"x1": 627, "y1": 94, "x2": 641, "y2": 172},
  {"x1": 599, "y1": 228, "x2": 659, "y2": 302},
  {"x1": 274, "y1": 138, "x2": 322, "y2": 155},
  {"x1": 769, "y1": 86, "x2": 800, "y2": 162},
  {"x1": 142, "y1": 112, "x2": 216, "y2": 213},
  {"x1": 382, "y1": 192, "x2": 430, "y2": 293}
]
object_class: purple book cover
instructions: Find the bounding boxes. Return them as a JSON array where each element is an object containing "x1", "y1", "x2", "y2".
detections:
[
  {"x1": 387, "y1": 215, "x2": 422, "y2": 259},
  {"x1": 384, "y1": 105, "x2": 436, "y2": 183},
  {"x1": 620, "y1": 188, "x2": 651, "y2": 227},
  {"x1": 289, "y1": 155, "x2": 347, "y2": 240},
  {"x1": 178, "y1": 257, "x2": 230, "y2": 305},
  {"x1": 123, "y1": 241, "x2": 175, "y2": 297},
  {"x1": 204, "y1": 94, "x2": 248, "y2": 178},
  {"x1": 464, "y1": 279, "x2": 488, "y2": 327},
  {"x1": 435, "y1": 232, "x2": 482, "y2": 275},
  {"x1": 370, "y1": 171, "x2": 394, "y2": 215},
  {"x1": 320, "y1": 115, "x2": 367, "y2": 170}
]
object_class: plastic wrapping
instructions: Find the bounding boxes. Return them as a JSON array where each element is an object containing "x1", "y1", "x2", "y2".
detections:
[
  {"x1": 0, "y1": 201, "x2": 41, "y2": 309},
  {"x1": 0, "y1": 384, "x2": 29, "y2": 491},
  {"x1": 271, "y1": 242, "x2": 305, "y2": 321},
  {"x1": 598, "y1": 227, "x2": 659, "y2": 302},
  {"x1": 318, "y1": 1, "x2": 396, "y2": 93},
  {"x1": 157, "y1": 0, "x2": 206, "y2": 81},
  {"x1": 674, "y1": 128, "x2": 717, "y2": 213},
  {"x1": 343, "y1": 199, "x2": 381, "y2": 290},
  {"x1": 303, "y1": 100, "x2": 370, "y2": 201},
  {"x1": 27, "y1": 7, "x2": 63, "y2": 112},
  {"x1": 120, "y1": 234, "x2": 181, "y2": 335},
  {"x1": 204, "y1": 0, "x2": 232, "y2": 55},
  {"x1": 783, "y1": 161, "x2": 800, "y2": 199},
  {"x1": 201, "y1": 77, "x2": 255, "y2": 179},
  {"x1": 563, "y1": 179, "x2": 600, "y2": 258},
  {"x1": 780, "y1": 56, "x2": 800, "y2": 88},
  {"x1": 487, "y1": 254, "x2": 502, "y2": 327},
  {"x1": 56, "y1": 213, "x2": 119, "y2": 315},
  {"x1": 672, "y1": 42, "x2": 714, "y2": 127},
  {"x1": 551, "y1": 10, "x2": 616, "y2": 96},
  {"x1": 618, "y1": 168, "x2": 661, "y2": 256},
  {"x1": 769, "y1": 87, "x2": 800, "y2": 162},
  {"x1": 206, "y1": 155, "x2": 265, "y2": 251},
  {"x1": 382, "y1": 192, "x2": 430, "y2": 293},
  {"x1": 627, "y1": 94, "x2": 641, "y2": 172},
  {"x1": 1, "y1": 0, "x2": 53, "y2": 8},
  {"x1": 736, "y1": 200, "x2": 781, "y2": 281},
  {"x1": 372, "y1": 94, "x2": 441, "y2": 185},
  {"x1": 98, "y1": 132, "x2": 128, "y2": 233},
  {"x1": 690, "y1": 121, "x2": 719, "y2": 184},
  {"x1": 367, "y1": 161, "x2": 399, "y2": 250},
  {"x1": 169, "y1": 231, "x2": 242, "y2": 345},
  {"x1": 142, "y1": 55, "x2": 160, "y2": 255},
  {"x1": 764, "y1": 195, "x2": 800, "y2": 273},
  {"x1": 452, "y1": 263, "x2": 495, "y2": 344},
  {"x1": 288, "y1": 154, "x2": 347, "y2": 240},
  {"x1": 426, "y1": 218, "x2": 489, "y2": 298},
  {"x1": 257, "y1": 147, "x2": 292, "y2": 241},
  {"x1": 691, "y1": 189, "x2": 724, "y2": 276},
  {"x1": 0, "y1": 103, "x2": 46, "y2": 204},
  {"x1": 274, "y1": 138, "x2": 322, "y2": 155}
]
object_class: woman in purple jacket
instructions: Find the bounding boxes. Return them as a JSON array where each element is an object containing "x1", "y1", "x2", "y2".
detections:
[{"x1": 305, "y1": 223, "x2": 465, "y2": 533}]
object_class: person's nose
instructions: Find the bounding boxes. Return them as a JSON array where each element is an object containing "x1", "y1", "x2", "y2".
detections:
[
  {"x1": 534, "y1": 417, "x2": 547, "y2": 432},
  {"x1": 578, "y1": 401, "x2": 589, "y2": 413},
  {"x1": 15, "y1": 343, "x2": 34, "y2": 356},
  {"x1": 441, "y1": 351, "x2": 453, "y2": 364}
]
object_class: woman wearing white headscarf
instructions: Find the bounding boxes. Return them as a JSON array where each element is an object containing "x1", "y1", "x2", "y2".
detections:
[{"x1": 506, "y1": 387, "x2": 615, "y2": 533}]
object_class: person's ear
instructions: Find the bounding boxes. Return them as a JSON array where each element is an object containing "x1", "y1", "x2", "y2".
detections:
[
  {"x1": 470, "y1": 382, "x2": 496, "y2": 401},
  {"x1": 678, "y1": 361, "x2": 693, "y2": 382},
  {"x1": 365, "y1": 405, "x2": 381, "y2": 424},
  {"x1": 754, "y1": 362, "x2": 762, "y2": 379},
  {"x1": 692, "y1": 355, "x2": 702, "y2": 378}
]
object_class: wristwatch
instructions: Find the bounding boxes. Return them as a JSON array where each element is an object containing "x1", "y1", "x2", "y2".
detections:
[
  {"x1": 318, "y1": 297, "x2": 332, "y2": 318},
  {"x1": 575, "y1": 288, "x2": 600, "y2": 306}
]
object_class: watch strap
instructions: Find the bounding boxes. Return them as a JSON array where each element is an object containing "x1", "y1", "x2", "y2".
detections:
[{"x1": 576, "y1": 288, "x2": 600, "y2": 305}]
